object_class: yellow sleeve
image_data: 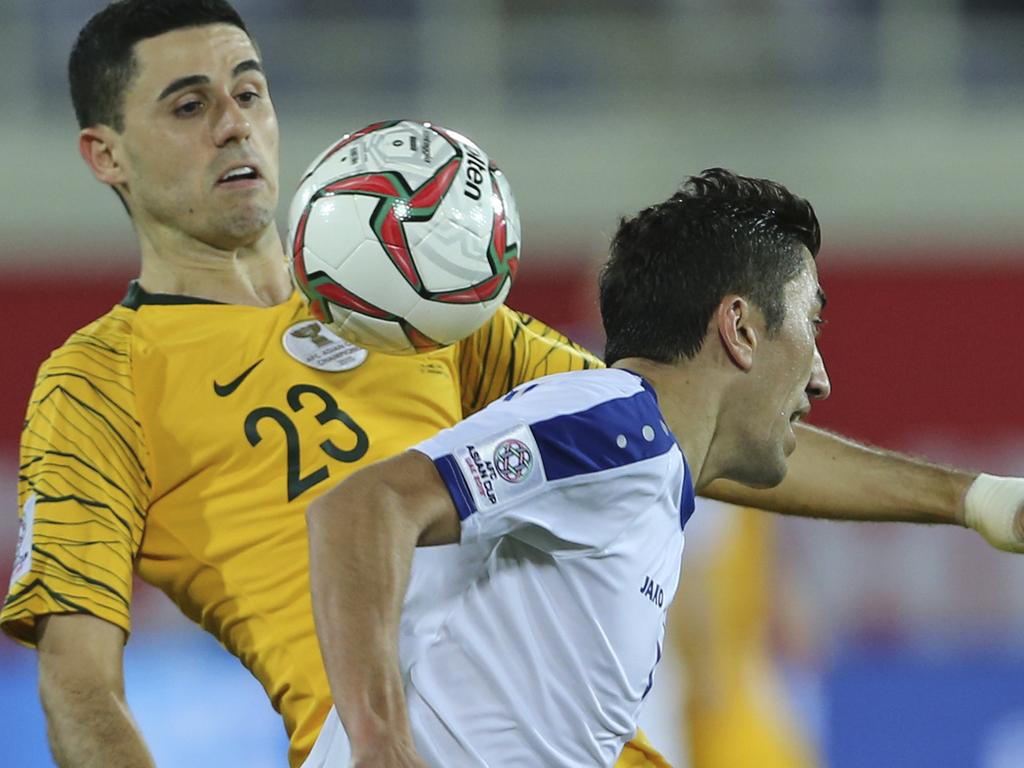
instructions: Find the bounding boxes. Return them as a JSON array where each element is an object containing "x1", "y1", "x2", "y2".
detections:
[
  {"x1": 457, "y1": 305, "x2": 605, "y2": 416},
  {"x1": 1, "y1": 313, "x2": 151, "y2": 646}
]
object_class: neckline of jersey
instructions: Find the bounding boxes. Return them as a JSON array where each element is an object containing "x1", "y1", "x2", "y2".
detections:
[
  {"x1": 616, "y1": 367, "x2": 659, "y2": 403},
  {"x1": 120, "y1": 280, "x2": 225, "y2": 309}
]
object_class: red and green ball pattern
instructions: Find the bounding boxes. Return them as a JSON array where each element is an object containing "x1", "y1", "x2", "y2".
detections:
[{"x1": 291, "y1": 124, "x2": 519, "y2": 353}]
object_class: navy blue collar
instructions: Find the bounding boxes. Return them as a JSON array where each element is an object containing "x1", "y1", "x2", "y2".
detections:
[{"x1": 121, "y1": 280, "x2": 224, "y2": 309}]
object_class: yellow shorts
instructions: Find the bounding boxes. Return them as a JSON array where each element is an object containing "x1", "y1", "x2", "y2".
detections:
[{"x1": 616, "y1": 728, "x2": 673, "y2": 768}]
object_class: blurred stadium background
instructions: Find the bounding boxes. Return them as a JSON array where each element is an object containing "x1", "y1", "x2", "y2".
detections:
[{"x1": 2, "y1": 1, "x2": 1024, "y2": 766}]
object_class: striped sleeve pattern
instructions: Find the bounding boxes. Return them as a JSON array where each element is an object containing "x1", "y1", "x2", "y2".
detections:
[
  {"x1": 457, "y1": 306, "x2": 605, "y2": 416},
  {"x1": 2, "y1": 311, "x2": 151, "y2": 646}
]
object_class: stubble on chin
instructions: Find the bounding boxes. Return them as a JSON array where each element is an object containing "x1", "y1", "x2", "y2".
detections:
[{"x1": 214, "y1": 203, "x2": 276, "y2": 246}]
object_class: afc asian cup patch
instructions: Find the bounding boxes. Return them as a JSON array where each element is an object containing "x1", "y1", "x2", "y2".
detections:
[
  {"x1": 452, "y1": 424, "x2": 545, "y2": 510},
  {"x1": 9, "y1": 494, "x2": 36, "y2": 588},
  {"x1": 493, "y1": 438, "x2": 534, "y2": 483}
]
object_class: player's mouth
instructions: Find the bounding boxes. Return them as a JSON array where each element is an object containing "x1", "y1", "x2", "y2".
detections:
[
  {"x1": 789, "y1": 405, "x2": 810, "y2": 424},
  {"x1": 216, "y1": 163, "x2": 263, "y2": 188}
]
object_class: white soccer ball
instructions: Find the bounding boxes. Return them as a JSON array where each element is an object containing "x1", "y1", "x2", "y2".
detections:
[{"x1": 287, "y1": 120, "x2": 521, "y2": 355}]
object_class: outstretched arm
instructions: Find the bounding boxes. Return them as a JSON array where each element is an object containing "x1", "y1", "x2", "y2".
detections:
[
  {"x1": 306, "y1": 451, "x2": 461, "y2": 767},
  {"x1": 702, "y1": 423, "x2": 1024, "y2": 551},
  {"x1": 37, "y1": 614, "x2": 155, "y2": 768}
]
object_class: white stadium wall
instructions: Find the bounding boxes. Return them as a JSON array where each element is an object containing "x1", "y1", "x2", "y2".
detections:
[{"x1": 3, "y1": 105, "x2": 1024, "y2": 265}]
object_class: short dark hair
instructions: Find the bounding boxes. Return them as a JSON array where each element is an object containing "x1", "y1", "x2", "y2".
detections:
[
  {"x1": 69, "y1": 0, "x2": 250, "y2": 131},
  {"x1": 599, "y1": 168, "x2": 821, "y2": 366}
]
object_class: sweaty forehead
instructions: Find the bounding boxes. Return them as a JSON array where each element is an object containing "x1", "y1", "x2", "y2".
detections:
[
  {"x1": 130, "y1": 24, "x2": 259, "y2": 97},
  {"x1": 802, "y1": 250, "x2": 825, "y2": 308},
  {"x1": 786, "y1": 249, "x2": 823, "y2": 308}
]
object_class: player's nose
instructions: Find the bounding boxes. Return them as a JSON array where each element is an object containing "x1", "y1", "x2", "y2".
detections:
[
  {"x1": 807, "y1": 344, "x2": 831, "y2": 400},
  {"x1": 213, "y1": 97, "x2": 252, "y2": 146}
]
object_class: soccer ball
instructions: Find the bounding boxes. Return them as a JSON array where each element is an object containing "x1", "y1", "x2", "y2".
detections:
[{"x1": 287, "y1": 120, "x2": 521, "y2": 354}]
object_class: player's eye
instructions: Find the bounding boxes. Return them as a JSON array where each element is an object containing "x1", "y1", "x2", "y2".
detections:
[
  {"x1": 174, "y1": 99, "x2": 205, "y2": 117},
  {"x1": 236, "y1": 90, "x2": 261, "y2": 106},
  {"x1": 812, "y1": 317, "x2": 827, "y2": 337}
]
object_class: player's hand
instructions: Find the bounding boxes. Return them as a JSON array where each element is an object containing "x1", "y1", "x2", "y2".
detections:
[
  {"x1": 964, "y1": 474, "x2": 1024, "y2": 553},
  {"x1": 348, "y1": 736, "x2": 431, "y2": 768}
]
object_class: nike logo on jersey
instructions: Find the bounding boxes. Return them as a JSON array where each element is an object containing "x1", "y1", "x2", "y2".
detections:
[{"x1": 214, "y1": 359, "x2": 264, "y2": 397}]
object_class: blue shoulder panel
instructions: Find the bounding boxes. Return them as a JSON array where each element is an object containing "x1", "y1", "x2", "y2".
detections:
[{"x1": 531, "y1": 389, "x2": 677, "y2": 481}]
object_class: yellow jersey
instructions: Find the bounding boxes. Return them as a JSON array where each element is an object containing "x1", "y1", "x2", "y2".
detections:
[{"x1": 3, "y1": 283, "x2": 667, "y2": 768}]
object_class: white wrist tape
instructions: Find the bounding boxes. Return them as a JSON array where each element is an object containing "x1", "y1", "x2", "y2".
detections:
[{"x1": 964, "y1": 473, "x2": 1024, "y2": 553}]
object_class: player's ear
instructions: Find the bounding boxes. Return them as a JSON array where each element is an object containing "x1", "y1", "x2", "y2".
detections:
[
  {"x1": 79, "y1": 125, "x2": 128, "y2": 187},
  {"x1": 716, "y1": 295, "x2": 757, "y2": 372}
]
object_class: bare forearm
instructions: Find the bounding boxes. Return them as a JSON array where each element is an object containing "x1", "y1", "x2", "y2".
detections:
[
  {"x1": 703, "y1": 423, "x2": 975, "y2": 525},
  {"x1": 307, "y1": 467, "x2": 419, "y2": 752},
  {"x1": 40, "y1": 669, "x2": 154, "y2": 768},
  {"x1": 36, "y1": 614, "x2": 154, "y2": 768}
]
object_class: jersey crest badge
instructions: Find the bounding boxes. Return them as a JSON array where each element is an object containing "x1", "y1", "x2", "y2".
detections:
[{"x1": 283, "y1": 321, "x2": 368, "y2": 372}]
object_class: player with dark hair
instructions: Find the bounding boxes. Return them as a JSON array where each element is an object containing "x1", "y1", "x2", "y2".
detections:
[
  {"x1": 302, "y1": 169, "x2": 831, "y2": 766},
  {"x1": 600, "y1": 172, "x2": 829, "y2": 767},
  {"x1": 4, "y1": 2, "x2": 615, "y2": 766},
  {"x1": 601, "y1": 169, "x2": 821, "y2": 365},
  {"x1": 69, "y1": 0, "x2": 250, "y2": 131},
  {"x1": 4, "y1": 2, "x2": 1024, "y2": 768}
]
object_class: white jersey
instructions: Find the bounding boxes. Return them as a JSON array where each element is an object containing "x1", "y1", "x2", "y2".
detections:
[{"x1": 303, "y1": 368, "x2": 695, "y2": 768}]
